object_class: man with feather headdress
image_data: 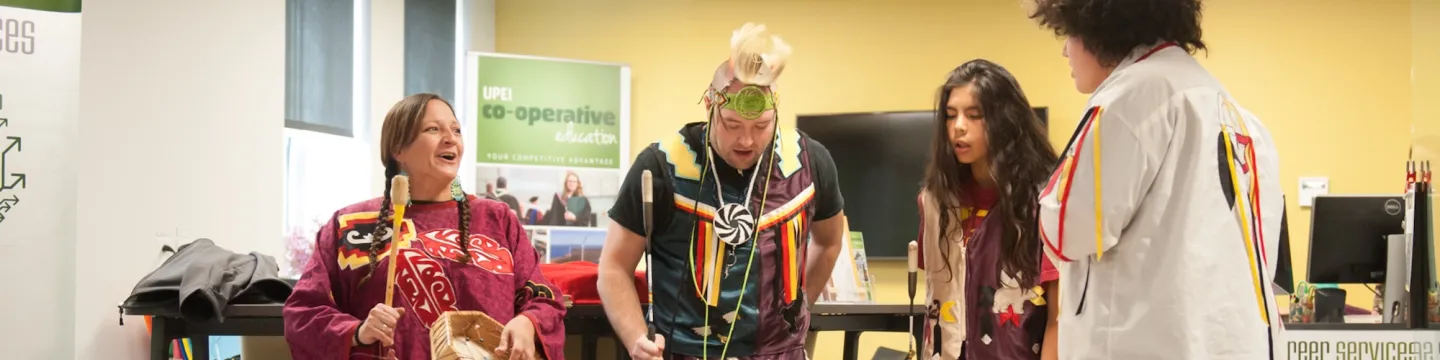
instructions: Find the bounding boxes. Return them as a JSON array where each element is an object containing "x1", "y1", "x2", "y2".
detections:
[{"x1": 597, "y1": 23, "x2": 849, "y2": 360}]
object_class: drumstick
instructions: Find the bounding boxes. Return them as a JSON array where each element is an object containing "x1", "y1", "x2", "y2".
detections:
[
  {"x1": 385, "y1": 175, "x2": 410, "y2": 307},
  {"x1": 642, "y1": 170, "x2": 657, "y2": 343}
]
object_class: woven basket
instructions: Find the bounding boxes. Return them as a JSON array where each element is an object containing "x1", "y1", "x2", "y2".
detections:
[{"x1": 429, "y1": 311, "x2": 505, "y2": 360}]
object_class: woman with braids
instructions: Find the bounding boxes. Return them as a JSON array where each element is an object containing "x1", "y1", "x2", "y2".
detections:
[
  {"x1": 915, "y1": 60, "x2": 1060, "y2": 360},
  {"x1": 1027, "y1": 0, "x2": 1283, "y2": 358},
  {"x1": 283, "y1": 93, "x2": 567, "y2": 360}
]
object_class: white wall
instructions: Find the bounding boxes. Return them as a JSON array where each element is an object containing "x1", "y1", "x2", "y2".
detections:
[
  {"x1": 456, "y1": 0, "x2": 493, "y2": 193},
  {"x1": 372, "y1": 0, "x2": 494, "y2": 196},
  {"x1": 75, "y1": 1, "x2": 285, "y2": 359},
  {"x1": 70, "y1": 0, "x2": 496, "y2": 358},
  {"x1": 464, "y1": 0, "x2": 495, "y2": 194},
  {"x1": 370, "y1": 0, "x2": 403, "y2": 197},
  {"x1": 471, "y1": 0, "x2": 496, "y2": 53}
]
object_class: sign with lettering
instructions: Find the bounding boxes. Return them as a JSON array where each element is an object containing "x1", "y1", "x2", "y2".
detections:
[
  {"x1": 1285, "y1": 330, "x2": 1440, "y2": 359},
  {"x1": 0, "y1": 1, "x2": 81, "y2": 359},
  {"x1": 466, "y1": 53, "x2": 630, "y2": 170},
  {"x1": 463, "y1": 52, "x2": 630, "y2": 256}
]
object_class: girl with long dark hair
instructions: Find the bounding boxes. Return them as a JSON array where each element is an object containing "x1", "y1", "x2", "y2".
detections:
[{"x1": 916, "y1": 60, "x2": 1061, "y2": 360}]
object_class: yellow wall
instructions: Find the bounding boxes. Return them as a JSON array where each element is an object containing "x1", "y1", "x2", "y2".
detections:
[
  {"x1": 1192, "y1": 1, "x2": 1414, "y2": 309},
  {"x1": 1416, "y1": 0, "x2": 1440, "y2": 307},
  {"x1": 1419, "y1": 0, "x2": 1440, "y2": 164},
  {"x1": 497, "y1": 0, "x2": 1415, "y2": 357}
]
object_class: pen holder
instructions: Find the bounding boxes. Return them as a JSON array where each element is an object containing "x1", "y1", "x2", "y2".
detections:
[
  {"x1": 1289, "y1": 282, "x2": 1317, "y2": 323},
  {"x1": 1430, "y1": 288, "x2": 1439, "y2": 323}
]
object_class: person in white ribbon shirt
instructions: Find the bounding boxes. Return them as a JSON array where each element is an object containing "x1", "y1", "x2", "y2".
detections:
[{"x1": 1027, "y1": 0, "x2": 1286, "y2": 358}]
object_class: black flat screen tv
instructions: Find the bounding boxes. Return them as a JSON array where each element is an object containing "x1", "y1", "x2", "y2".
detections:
[{"x1": 797, "y1": 108, "x2": 1047, "y2": 258}]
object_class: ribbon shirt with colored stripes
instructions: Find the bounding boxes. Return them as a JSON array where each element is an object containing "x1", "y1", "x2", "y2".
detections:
[{"x1": 1037, "y1": 42, "x2": 1286, "y2": 360}]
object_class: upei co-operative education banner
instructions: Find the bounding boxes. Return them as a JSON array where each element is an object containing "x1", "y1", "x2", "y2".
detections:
[
  {"x1": 464, "y1": 52, "x2": 631, "y2": 265},
  {"x1": 466, "y1": 52, "x2": 631, "y2": 170}
]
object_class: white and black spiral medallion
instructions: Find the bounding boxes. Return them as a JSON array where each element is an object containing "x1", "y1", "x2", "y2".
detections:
[{"x1": 714, "y1": 203, "x2": 755, "y2": 246}]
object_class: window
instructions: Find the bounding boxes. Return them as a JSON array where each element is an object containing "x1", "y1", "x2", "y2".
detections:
[
  {"x1": 404, "y1": 0, "x2": 459, "y2": 102},
  {"x1": 404, "y1": 0, "x2": 471, "y2": 190},
  {"x1": 282, "y1": 0, "x2": 371, "y2": 278},
  {"x1": 286, "y1": 0, "x2": 358, "y2": 137}
]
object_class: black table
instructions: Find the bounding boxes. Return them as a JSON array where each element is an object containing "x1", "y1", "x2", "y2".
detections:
[{"x1": 130, "y1": 303, "x2": 923, "y2": 360}]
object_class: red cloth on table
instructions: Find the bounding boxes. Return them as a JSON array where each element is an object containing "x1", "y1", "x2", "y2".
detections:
[{"x1": 540, "y1": 261, "x2": 649, "y2": 305}]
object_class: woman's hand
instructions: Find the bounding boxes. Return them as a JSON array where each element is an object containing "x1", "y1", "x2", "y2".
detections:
[
  {"x1": 564, "y1": 211, "x2": 576, "y2": 222},
  {"x1": 496, "y1": 314, "x2": 539, "y2": 360},
  {"x1": 357, "y1": 304, "x2": 405, "y2": 346}
]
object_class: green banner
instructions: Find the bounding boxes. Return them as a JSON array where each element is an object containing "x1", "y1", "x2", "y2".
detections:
[
  {"x1": 472, "y1": 54, "x2": 625, "y2": 169},
  {"x1": 0, "y1": 0, "x2": 81, "y2": 13}
]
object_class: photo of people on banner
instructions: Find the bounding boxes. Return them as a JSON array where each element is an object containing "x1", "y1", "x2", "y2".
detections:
[{"x1": 476, "y1": 165, "x2": 619, "y2": 228}]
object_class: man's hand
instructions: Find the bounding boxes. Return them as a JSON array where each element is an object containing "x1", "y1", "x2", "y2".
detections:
[
  {"x1": 357, "y1": 304, "x2": 405, "y2": 346},
  {"x1": 496, "y1": 314, "x2": 538, "y2": 360},
  {"x1": 599, "y1": 222, "x2": 658, "y2": 360},
  {"x1": 628, "y1": 334, "x2": 665, "y2": 360}
]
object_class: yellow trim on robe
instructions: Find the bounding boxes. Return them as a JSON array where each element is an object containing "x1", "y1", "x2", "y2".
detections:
[
  {"x1": 939, "y1": 300, "x2": 959, "y2": 323},
  {"x1": 1090, "y1": 106, "x2": 1106, "y2": 261},
  {"x1": 659, "y1": 133, "x2": 702, "y2": 181},
  {"x1": 758, "y1": 185, "x2": 815, "y2": 231},
  {"x1": 1222, "y1": 124, "x2": 1268, "y2": 325},
  {"x1": 674, "y1": 193, "x2": 718, "y2": 221},
  {"x1": 775, "y1": 128, "x2": 803, "y2": 178},
  {"x1": 1225, "y1": 100, "x2": 1268, "y2": 253},
  {"x1": 707, "y1": 232, "x2": 724, "y2": 305},
  {"x1": 689, "y1": 220, "x2": 724, "y2": 306},
  {"x1": 780, "y1": 211, "x2": 805, "y2": 303},
  {"x1": 335, "y1": 211, "x2": 417, "y2": 270}
]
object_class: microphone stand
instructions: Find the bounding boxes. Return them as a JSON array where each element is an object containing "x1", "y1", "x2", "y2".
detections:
[
  {"x1": 641, "y1": 170, "x2": 659, "y2": 351},
  {"x1": 907, "y1": 241, "x2": 919, "y2": 360}
]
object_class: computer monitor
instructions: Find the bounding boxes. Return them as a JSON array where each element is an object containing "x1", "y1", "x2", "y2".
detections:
[
  {"x1": 1306, "y1": 194, "x2": 1407, "y2": 284},
  {"x1": 1272, "y1": 197, "x2": 1294, "y2": 295}
]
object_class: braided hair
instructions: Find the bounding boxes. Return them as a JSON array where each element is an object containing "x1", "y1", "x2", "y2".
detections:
[
  {"x1": 455, "y1": 188, "x2": 473, "y2": 264},
  {"x1": 357, "y1": 93, "x2": 473, "y2": 287},
  {"x1": 358, "y1": 159, "x2": 400, "y2": 286}
]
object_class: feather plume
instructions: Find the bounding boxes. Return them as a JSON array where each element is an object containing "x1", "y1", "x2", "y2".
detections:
[{"x1": 728, "y1": 23, "x2": 791, "y2": 87}]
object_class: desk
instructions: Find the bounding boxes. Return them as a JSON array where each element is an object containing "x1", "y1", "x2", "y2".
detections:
[{"x1": 128, "y1": 303, "x2": 923, "y2": 360}]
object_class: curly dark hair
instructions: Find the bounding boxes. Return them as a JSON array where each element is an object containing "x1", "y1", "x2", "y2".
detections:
[
  {"x1": 923, "y1": 60, "x2": 1058, "y2": 287},
  {"x1": 1029, "y1": 0, "x2": 1207, "y2": 67}
]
